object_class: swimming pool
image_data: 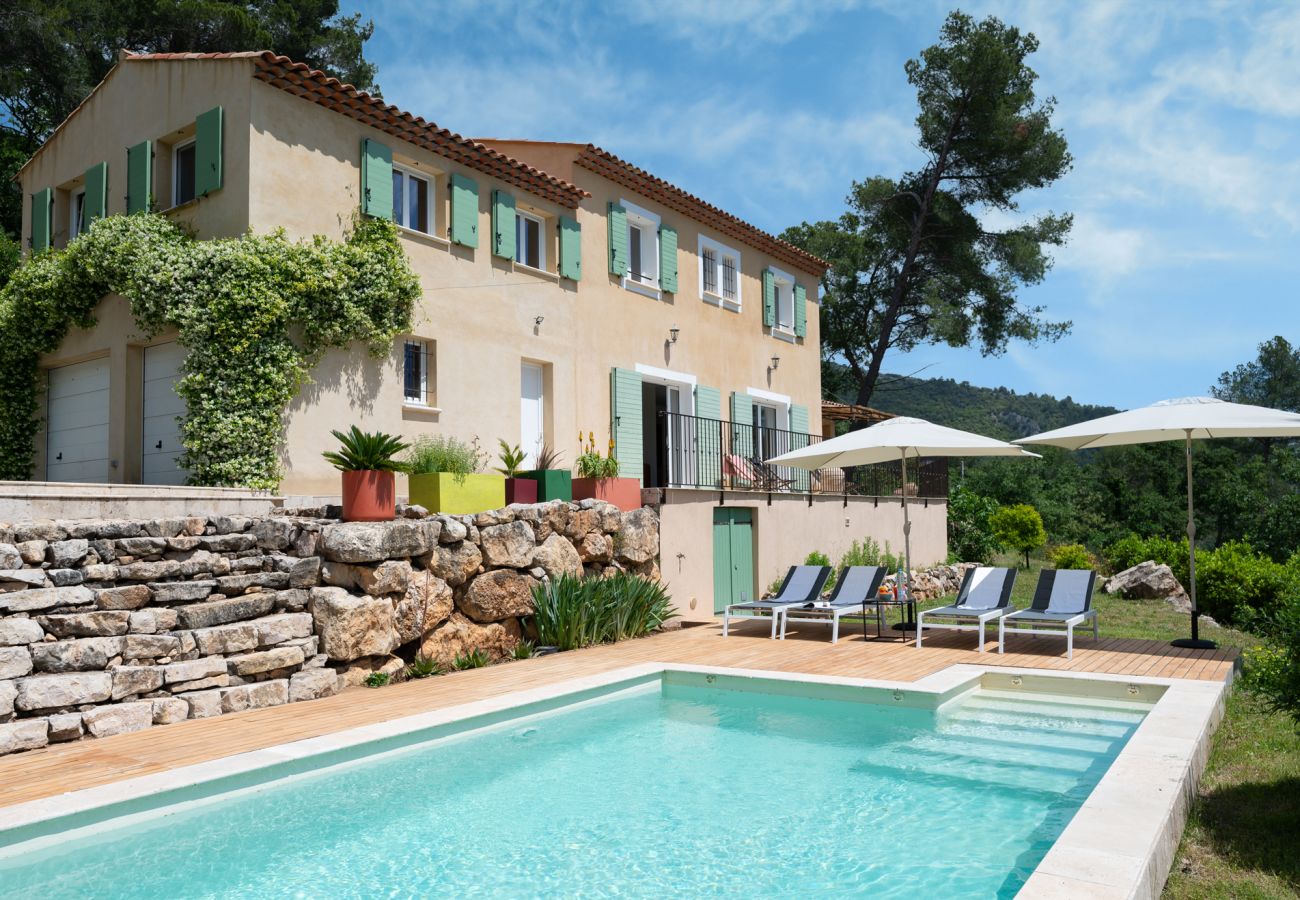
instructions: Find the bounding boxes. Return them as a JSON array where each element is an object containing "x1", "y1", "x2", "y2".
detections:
[{"x1": 0, "y1": 670, "x2": 1152, "y2": 898}]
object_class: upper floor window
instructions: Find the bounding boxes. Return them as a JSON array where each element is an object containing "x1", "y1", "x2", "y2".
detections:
[
  {"x1": 699, "y1": 235, "x2": 741, "y2": 308},
  {"x1": 173, "y1": 139, "x2": 197, "y2": 206},
  {"x1": 392, "y1": 166, "x2": 430, "y2": 234},
  {"x1": 774, "y1": 280, "x2": 794, "y2": 331},
  {"x1": 516, "y1": 210, "x2": 544, "y2": 269},
  {"x1": 69, "y1": 189, "x2": 86, "y2": 240},
  {"x1": 622, "y1": 200, "x2": 660, "y2": 290}
]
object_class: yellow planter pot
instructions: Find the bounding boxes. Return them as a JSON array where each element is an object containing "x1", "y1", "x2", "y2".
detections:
[{"x1": 408, "y1": 473, "x2": 505, "y2": 515}]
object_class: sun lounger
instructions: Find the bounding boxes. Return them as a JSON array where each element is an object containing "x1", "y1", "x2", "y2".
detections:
[
  {"x1": 998, "y1": 569, "x2": 1098, "y2": 659},
  {"x1": 779, "y1": 565, "x2": 887, "y2": 643},
  {"x1": 916, "y1": 566, "x2": 1016, "y2": 652},
  {"x1": 722, "y1": 565, "x2": 832, "y2": 638}
]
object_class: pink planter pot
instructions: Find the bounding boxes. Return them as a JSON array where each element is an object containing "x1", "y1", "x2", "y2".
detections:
[
  {"x1": 341, "y1": 470, "x2": 396, "y2": 522},
  {"x1": 570, "y1": 477, "x2": 641, "y2": 512}
]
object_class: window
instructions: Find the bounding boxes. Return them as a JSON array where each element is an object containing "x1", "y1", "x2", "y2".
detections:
[
  {"x1": 515, "y1": 211, "x2": 544, "y2": 269},
  {"x1": 699, "y1": 235, "x2": 741, "y2": 307},
  {"x1": 403, "y1": 338, "x2": 435, "y2": 406},
  {"x1": 69, "y1": 189, "x2": 86, "y2": 240},
  {"x1": 173, "y1": 139, "x2": 196, "y2": 206},
  {"x1": 768, "y1": 268, "x2": 796, "y2": 333},
  {"x1": 752, "y1": 402, "x2": 784, "y2": 461},
  {"x1": 622, "y1": 200, "x2": 660, "y2": 290},
  {"x1": 392, "y1": 166, "x2": 430, "y2": 234}
]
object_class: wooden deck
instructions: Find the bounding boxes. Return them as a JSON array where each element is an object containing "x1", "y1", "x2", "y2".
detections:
[{"x1": 0, "y1": 621, "x2": 1237, "y2": 810}]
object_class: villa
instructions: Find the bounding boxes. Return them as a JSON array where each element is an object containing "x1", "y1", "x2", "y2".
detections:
[{"x1": 13, "y1": 51, "x2": 948, "y2": 619}]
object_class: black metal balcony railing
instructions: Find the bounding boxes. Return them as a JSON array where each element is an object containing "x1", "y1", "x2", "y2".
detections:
[{"x1": 652, "y1": 411, "x2": 949, "y2": 498}]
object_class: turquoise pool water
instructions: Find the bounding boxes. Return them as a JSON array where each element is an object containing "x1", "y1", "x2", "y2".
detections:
[{"x1": 0, "y1": 677, "x2": 1148, "y2": 898}]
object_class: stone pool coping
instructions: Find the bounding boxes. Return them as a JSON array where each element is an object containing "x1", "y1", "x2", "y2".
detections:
[{"x1": 0, "y1": 661, "x2": 1225, "y2": 899}]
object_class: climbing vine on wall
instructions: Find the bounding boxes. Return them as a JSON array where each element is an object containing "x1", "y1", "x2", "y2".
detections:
[{"x1": 0, "y1": 214, "x2": 419, "y2": 490}]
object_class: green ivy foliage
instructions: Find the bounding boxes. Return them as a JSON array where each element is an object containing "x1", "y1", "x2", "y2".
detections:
[{"x1": 0, "y1": 213, "x2": 419, "y2": 490}]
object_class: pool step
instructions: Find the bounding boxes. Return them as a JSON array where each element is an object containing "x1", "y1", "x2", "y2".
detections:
[
  {"x1": 854, "y1": 747, "x2": 1084, "y2": 796},
  {"x1": 901, "y1": 734, "x2": 1103, "y2": 774},
  {"x1": 943, "y1": 708, "x2": 1134, "y2": 740},
  {"x1": 937, "y1": 721, "x2": 1119, "y2": 755},
  {"x1": 964, "y1": 692, "x2": 1149, "y2": 724},
  {"x1": 975, "y1": 689, "x2": 1154, "y2": 715}
]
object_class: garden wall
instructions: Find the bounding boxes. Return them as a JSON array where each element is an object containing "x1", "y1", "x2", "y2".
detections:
[{"x1": 0, "y1": 500, "x2": 659, "y2": 756}]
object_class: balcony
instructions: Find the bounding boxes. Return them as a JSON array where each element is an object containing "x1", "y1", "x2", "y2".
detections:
[{"x1": 648, "y1": 411, "x2": 949, "y2": 498}]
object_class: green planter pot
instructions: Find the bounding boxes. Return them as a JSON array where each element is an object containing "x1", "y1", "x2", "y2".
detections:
[
  {"x1": 519, "y1": 469, "x2": 572, "y2": 502},
  {"x1": 408, "y1": 472, "x2": 505, "y2": 515}
]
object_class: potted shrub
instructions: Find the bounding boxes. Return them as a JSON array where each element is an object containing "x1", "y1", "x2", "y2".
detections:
[
  {"x1": 404, "y1": 435, "x2": 505, "y2": 515},
  {"x1": 570, "y1": 431, "x2": 641, "y2": 512},
  {"x1": 322, "y1": 427, "x2": 409, "y2": 522},
  {"x1": 496, "y1": 440, "x2": 538, "y2": 504},
  {"x1": 519, "y1": 443, "x2": 571, "y2": 502}
]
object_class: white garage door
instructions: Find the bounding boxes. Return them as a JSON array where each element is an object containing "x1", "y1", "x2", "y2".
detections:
[
  {"x1": 46, "y1": 358, "x2": 110, "y2": 483},
  {"x1": 142, "y1": 342, "x2": 189, "y2": 485}
]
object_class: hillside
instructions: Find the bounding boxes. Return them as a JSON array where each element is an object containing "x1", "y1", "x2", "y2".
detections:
[{"x1": 823, "y1": 363, "x2": 1118, "y2": 440}]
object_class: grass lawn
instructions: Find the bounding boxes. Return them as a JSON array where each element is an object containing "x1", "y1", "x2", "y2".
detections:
[{"x1": 903, "y1": 553, "x2": 1298, "y2": 898}]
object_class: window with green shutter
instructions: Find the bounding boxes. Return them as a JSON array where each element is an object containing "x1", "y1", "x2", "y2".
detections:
[
  {"x1": 762, "y1": 269, "x2": 776, "y2": 327},
  {"x1": 658, "y1": 224, "x2": 678, "y2": 293},
  {"x1": 360, "y1": 139, "x2": 393, "y2": 219},
  {"x1": 491, "y1": 190, "x2": 516, "y2": 259},
  {"x1": 127, "y1": 140, "x2": 153, "y2": 214},
  {"x1": 30, "y1": 188, "x2": 52, "y2": 252},
  {"x1": 83, "y1": 162, "x2": 108, "y2": 227},
  {"x1": 607, "y1": 202, "x2": 628, "y2": 276},
  {"x1": 558, "y1": 216, "x2": 582, "y2": 280},
  {"x1": 794, "y1": 283, "x2": 807, "y2": 338},
  {"x1": 194, "y1": 106, "x2": 223, "y2": 197},
  {"x1": 450, "y1": 173, "x2": 479, "y2": 247}
]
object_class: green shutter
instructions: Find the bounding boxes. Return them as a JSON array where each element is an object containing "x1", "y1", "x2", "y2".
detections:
[
  {"x1": 491, "y1": 190, "x2": 516, "y2": 259},
  {"x1": 558, "y1": 215, "x2": 582, "y2": 280},
  {"x1": 794, "y1": 283, "x2": 807, "y2": 338},
  {"x1": 730, "y1": 391, "x2": 754, "y2": 465},
  {"x1": 695, "y1": 385, "x2": 721, "y2": 488},
  {"x1": 450, "y1": 173, "x2": 479, "y2": 247},
  {"x1": 360, "y1": 139, "x2": 393, "y2": 219},
  {"x1": 30, "y1": 188, "x2": 52, "y2": 252},
  {"x1": 611, "y1": 367, "x2": 643, "y2": 486},
  {"x1": 659, "y1": 224, "x2": 678, "y2": 293},
  {"x1": 127, "y1": 140, "x2": 153, "y2": 214},
  {"x1": 762, "y1": 269, "x2": 775, "y2": 327},
  {"x1": 194, "y1": 106, "x2": 223, "y2": 197},
  {"x1": 789, "y1": 403, "x2": 811, "y2": 491},
  {"x1": 83, "y1": 162, "x2": 108, "y2": 227},
  {"x1": 607, "y1": 202, "x2": 628, "y2": 276}
]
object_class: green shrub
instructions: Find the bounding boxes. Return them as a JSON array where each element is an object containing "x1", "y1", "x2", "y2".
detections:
[
  {"x1": 1049, "y1": 543, "x2": 1095, "y2": 571},
  {"x1": 804, "y1": 550, "x2": 831, "y2": 567},
  {"x1": 1196, "y1": 540, "x2": 1292, "y2": 625},
  {"x1": 947, "y1": 485, "x2": 1002, "y2": 563},
  {"x1": 530, "y1": 573, "x2": 676, "y2": 650},
  {"x1": 403, "y1": 435, "x2": 485, "y2": 479},
  {"x1": 837, "y1": 537, "x2": 900, "y2": 574},
  {"x1": 453, "y1": 649, "x2": 490, "y2": 670},
  {"x1": 1103, "y1": 533, "x2": 1189, "y2": 582},
  {"x1": 364, "y1": 671, "x2": 390, "y2": 688},
  {"x1": 1244, "y1": 592, "x2": 1300, "y2": 724},
  {"x1": 989, "y1": 503, "x2": 1046, "y2": 568}
]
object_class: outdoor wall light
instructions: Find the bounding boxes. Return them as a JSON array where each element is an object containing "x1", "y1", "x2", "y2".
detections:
[
  {"x1": 534, "y1": 315, "x2": 545, "y2": 327},
  {"x1": 669, "y1": 325, "x2": 680, "y2": 344},
  {"x1": 769, "y1": 354, "x2": 781, "y2": 371}
]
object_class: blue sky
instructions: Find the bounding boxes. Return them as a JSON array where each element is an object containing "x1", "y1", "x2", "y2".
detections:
[{"x1": 355, "y1": 1, "x2": 1300, "y2": 409}]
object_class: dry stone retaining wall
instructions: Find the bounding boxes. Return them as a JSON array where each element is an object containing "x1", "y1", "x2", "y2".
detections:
[{"x1": 0, "y1": 500, "x2": 659, "y2": 756}]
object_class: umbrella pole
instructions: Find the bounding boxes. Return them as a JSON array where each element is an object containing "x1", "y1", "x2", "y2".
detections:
[
  {"x1": 1173, "y1": 432, "x2": 1217, "y2": 650},
  {"x1": 897, "y1": 447, "x2": 916, "y2": 635}
]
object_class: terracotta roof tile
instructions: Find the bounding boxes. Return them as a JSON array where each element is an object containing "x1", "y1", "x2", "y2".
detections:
[{"x1": 576, "y1": 145, "x2": 828, "y2": 276}]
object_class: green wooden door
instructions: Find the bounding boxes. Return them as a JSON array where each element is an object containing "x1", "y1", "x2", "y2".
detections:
[{"x1": 712, "y1": 507, "x2": 754, "y2": 614}]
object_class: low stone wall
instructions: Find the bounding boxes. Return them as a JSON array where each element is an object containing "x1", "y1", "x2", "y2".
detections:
[{"x1": 0, "y1": 500, "x2": 659, "y2": 756}]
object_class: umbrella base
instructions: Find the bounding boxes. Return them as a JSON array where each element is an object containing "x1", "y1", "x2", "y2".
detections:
[{"x1": 1171, "y1": 637, "x2": 1217, "y2": 650}]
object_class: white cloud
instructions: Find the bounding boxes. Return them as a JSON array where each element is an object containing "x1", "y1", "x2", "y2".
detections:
[
  {"x1": 619, "y1": 0, "x2": 872, "y2": 47},
  {"x1": 1048, "y1": 214, "x2": 1147, "y2": 280}
]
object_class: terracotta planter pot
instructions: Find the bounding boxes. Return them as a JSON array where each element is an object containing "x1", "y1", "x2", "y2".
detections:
[
  {"x1": 341, "y1": 470, "x2": 396, "y2": 522},
  {"x1": 504, "y1": 477, "x2": 538, "y2": 504},
  {"x1": 571, "y1": 477, "x2": 641, "y2": 512},
  {"x1": 519, "y1": 469, "x2": 572, "y2": 502}
]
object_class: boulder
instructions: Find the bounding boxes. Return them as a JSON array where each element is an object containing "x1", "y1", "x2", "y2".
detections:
[
  {"x1": 0, "y1": 585, "x2": 93, "y2": 613},
  {"x1": 143, "y1": 517, "x2": 190, "y2": 538},
  {"x1": 459, "y1": 570, "x2": 536, "y2": 623},
  {"x1": 423, "y1": 541, "x2": 482, "y2": 587},
  {"x1": 479, "y1": 520, "x2": 536, "y2": 568},
  {"x1": 393, "y1": 573, "x2": 454, "y2": 644},
  {"x1": 17, "y1": 541, "x2": 48, "y2": 565},
  {"x1": 318, "y1": 522, "x2": 388, "y2": 563},
  {"x1": 614, "y1": 507, "x2": 658, "y2": 565},
  {"x1": 337, "y1": 654, "x2": 406, "y2": 687},
  {"x1": 577, "y1": 531, "x2": 612, "y2": 564},
  {"x1": 94, "y1": 585, "x2": 153, "y2": 611},
  {"x1": 111, "y1": 666, "x2": 165, "y2": 699},
  {"x1": 83, "y1": 701, "x2": 153, "y2": 738},
  {"x1": 0, "y1": 543, "x2": 21, "y2": 569},
  {"x1": 289, "y1": 557, "x2": 322, "y2": 588},
  {"x1": 38, "y1": 611, "x2": 130, "y2": 638},
  {"x1": 31, "y1": 637, "x2": 123, "y2": 673},
  {"x1": 563, "y1": 508, "x2": 600, "y2": 541},
  {"x1": 358, "y1": 560, "x2": 412, "y2": 596},
  {"x1": 0, "y1": 719, "x2": 49, "y2": 754},
  {"x1": 531, "y1": 533, "x2": 583, "y2": 581},
  {"x1": 177, "y1": 594, "x2": 275, "y2": 630},
  {"x1": 0, "y1": 618, "x2": 42, "y2": 646},
  {"x1": 212, "y1": 516, "x2": 252, "y2": 534},
  {"x1": 15, "y1": 672, "x2": 112, "y2": 710},
  {"x1": 309, "y1": 587, "x2": 399, "y2": 662},
  {"x1": 47, "y1": 712, "x2": 83, "y2": 742},
  {"x1": 383, "y1": 521, "x2": 439, "y2": 558},
  {"x1": 289, "y1": 667, "x2": 341, "y2": 702},
  {"x1": 438, "y1": 517, "x2": 469, "y2": 543},
  {"x1": 1104, "y1": 561, "x2": 1189, "y2": 604},
  {"x1": 418, "y1": 613, "x2": 521, "y2": 667},
  {"x1": 47, "y1": 539, "x2": 89, "y2": 568}
]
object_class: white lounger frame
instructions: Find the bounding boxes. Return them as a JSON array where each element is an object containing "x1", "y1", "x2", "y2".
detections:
[
  {"x1": 916, "y1": 607, "x2": 1011, "y2": 653},
  {"x1": 779, "y1": 603, "x2": 865, "y2": 644},
  {"x1": 722, "y1": 601, "x2": 805, "y2": 638},
  {"x1": 998, "y1": 610, "x2": 1099, "y2": 660}
]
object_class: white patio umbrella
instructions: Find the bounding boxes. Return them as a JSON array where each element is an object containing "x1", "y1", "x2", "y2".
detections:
[
  {"x1": 768, "y1": 416, "x2": 1039, "y2": 622},
  {"x1": 1017, "y1": 396, "x2": 1300, "y2": 649}
]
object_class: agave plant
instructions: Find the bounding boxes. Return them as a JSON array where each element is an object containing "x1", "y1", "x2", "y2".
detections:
[
  {"x1": 453, "y1": 649, "x2": 490, "y2": 670},
  {"x1": 322, "y1": 426, "x2": 409, "y2": 472},
  {"x1": 406, "y1": 654, "x2": 445, "y2": 679}
]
